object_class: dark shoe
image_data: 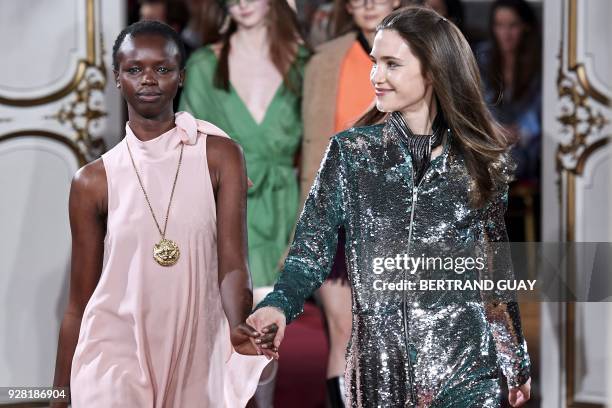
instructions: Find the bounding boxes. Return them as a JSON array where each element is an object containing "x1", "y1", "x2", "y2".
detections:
[{"x1": 326, "y1": 376, "x2": 346, "y2": 408}]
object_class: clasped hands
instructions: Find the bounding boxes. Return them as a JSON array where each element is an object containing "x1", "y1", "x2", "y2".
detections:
[{"x1": 230, "y1": 306, "x2": 287, "y2": 360}]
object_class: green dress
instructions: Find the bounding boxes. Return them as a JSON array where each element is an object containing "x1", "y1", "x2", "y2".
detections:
[{"x1": 179, "y1": 46, "x2": 308, "y2": 287}]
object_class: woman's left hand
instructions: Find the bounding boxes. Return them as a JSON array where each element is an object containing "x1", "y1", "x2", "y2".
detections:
[
  {"x1": 230, "y1": 322, "x2": 278, "y2": 357},
  {"x1": 508, "y1": 377, "x2": 531, "y2": 407}
]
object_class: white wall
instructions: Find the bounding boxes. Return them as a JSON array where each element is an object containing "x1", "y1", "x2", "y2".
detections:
[
  {"x1": 541, "y1": 0, "x2": 612, "y2": 406},
  {"x1": 540, "y1": 2, "x2": 563, "y2": 406},
  {"x1": 0, "y1": 0, "x2": 124, "y2": 400}
]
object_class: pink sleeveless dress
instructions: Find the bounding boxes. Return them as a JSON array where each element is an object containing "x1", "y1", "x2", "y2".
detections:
[{"x1": 71, "y1": 112, "x2": 269, "y2": 407}]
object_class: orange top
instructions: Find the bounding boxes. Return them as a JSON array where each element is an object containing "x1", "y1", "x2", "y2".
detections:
[{"x1": 334, "y1": 40, "x2": 375, "y2": 132}]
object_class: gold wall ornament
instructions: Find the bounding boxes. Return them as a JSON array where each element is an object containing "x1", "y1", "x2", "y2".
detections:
[
  {"x1": 0, "y1": 0, "x2": 98, "y2": 107},
  {"x1": 0, "y1": 62, "x2": 89, "y2": 107},
  {"x1": 567, "y1": 0, "x2": 611, "y2": 107},
  {"x1": 46, "y1": 63, "x2": 108, "y2": 160},
  {"x1": 0, "y1": 0, "x2": 108, "y2": 162},
  {"x1": 44, "y1": 4, "x2": 108, "y2": 161},
  {"x1": 556, "y1": 53, "x2": 610, "y2": 174},
  {"x1": 0, "y1": 130, "x2": 87, "y2": 166},
  {"x1": 556, "y1": 2, "x2": 611, "y2": 408}
]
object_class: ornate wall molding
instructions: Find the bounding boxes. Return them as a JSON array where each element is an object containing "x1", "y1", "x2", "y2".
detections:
[
  {"x1": 45, "y1": 58, "x2": 108, "y2": 158},
  {"x1": 0, "y1": 0, "x2": 107, "y2": 161},
  {"x1": 0, "y1": 0, "x2": 98, "y2": 106},
  {"x1": 556, "y1": 51, "x2": 609, "y2": 176},
  {"x1": 556, "y1": 0, "x2": 611, "y2": 235},
  {"x1": 0, "y1": 130, "x2": 86, "y2": 166},
  {"x1": 567, "y1": 0, "x2": 610, "y2": 106},
  {"x1": 556, "y1": 1, "x2": 611, "y2": 407}
]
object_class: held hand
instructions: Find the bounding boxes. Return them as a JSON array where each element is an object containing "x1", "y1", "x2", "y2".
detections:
[
  {"x1": 247, "y1": 306, "x2": 287, "y2": 359},
  {"x1": 230, "y1": 322, "x2": 280, "y2": 358},
  {"x1": 508, "y1": 377, "x2": 531, "y2": 407},
  {"x1": 254, "y1": 323, "x2": 281, "y2": 360},
  {"x1": 230, "y1": 322, "x2": 265, "y2": 356}
]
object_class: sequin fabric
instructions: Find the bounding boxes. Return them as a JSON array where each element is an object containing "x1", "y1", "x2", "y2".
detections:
[{"x1": 255, "y1": 120, "x2": 531, "y2": 407}]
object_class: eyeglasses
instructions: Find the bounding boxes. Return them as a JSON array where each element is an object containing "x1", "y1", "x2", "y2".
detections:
[
  {"x1": 348, "y1": 0, "x2": 392, "y2": 8},
  {"x1": 225, "y1": 0, "x2": 261, "y2": 7}
]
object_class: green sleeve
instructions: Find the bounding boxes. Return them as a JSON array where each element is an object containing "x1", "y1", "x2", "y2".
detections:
[
  {"x1": 254, "y1": 137, "x2": 346, "y2": 323},
  {"x1": 481, "y1": 186, "x2": 531, "y2": 387}
]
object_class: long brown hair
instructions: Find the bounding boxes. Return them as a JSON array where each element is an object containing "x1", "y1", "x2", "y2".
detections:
[
  {"x1": 487, "y1": 0, "x2": 541, "y2": 103},
  {"x1": 331, "y1": 0, "x2": 422, "y2": 38},
  {"x1": 197, "y1": 0, "x2": 306, "y2": 93},
  {"x1": 356, "y1": 6, "x2": 513, "y2": 207}
]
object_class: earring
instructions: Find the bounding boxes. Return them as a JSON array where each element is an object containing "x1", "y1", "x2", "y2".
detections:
[{"x1": 116, "y1": 83, "x2": 120, "y2": 88}]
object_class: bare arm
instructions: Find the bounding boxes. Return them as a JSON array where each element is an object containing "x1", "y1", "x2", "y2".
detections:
[
  {"x1": 208, "y1": 136, "x2": 253, "y2": 327},
  {"x1": 207, "y1": 136, "x2": 276, "y2": 356},
  {"x1": 51, "y1": 160, "x2": 107, "y2": 407}
]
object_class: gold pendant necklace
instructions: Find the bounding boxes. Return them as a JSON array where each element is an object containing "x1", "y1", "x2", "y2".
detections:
[{"x1": 126, "y1": 138, "x2": 184, "y2": 267}]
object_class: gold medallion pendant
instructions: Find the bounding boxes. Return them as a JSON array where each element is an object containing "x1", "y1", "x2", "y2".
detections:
[
  {"x1": 126, "y1": 140, "x2": 185, "y2": 268},
  {"x1": 153, "y1": 238, "x2": 180, "y2": 266}
]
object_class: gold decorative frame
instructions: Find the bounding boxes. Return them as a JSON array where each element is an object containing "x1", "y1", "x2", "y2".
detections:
[
  {"x1": 0, "y1": 0, "x2": 107, "y2": 160},
  {"x1": 567, "y1": 0, "x2": 610, "y2": 107},
  {"x1": 557, "y1": 1, "x2": 611, "y2": 407},
  {"x1": 0, "y1": 0, "x2": 97, "y2": 106},
  {"x1": 0, "y1": 130, "x2": 87, "y2": 166},
  {"x1": 45, "y1": 60, "x2": 108, "y2": 158}
]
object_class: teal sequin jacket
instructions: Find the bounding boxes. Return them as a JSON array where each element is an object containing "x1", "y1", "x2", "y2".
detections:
[{"x1": 256, "y1": 121, "x2": 531, "y2": 407}]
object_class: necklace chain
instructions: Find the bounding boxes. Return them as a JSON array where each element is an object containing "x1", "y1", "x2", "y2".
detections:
[{"x1": 125, "y1": 139, "x2": 184, "y2": 238}]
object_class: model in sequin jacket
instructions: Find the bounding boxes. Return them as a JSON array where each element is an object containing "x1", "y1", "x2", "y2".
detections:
[{"x1": 256, "y1": 120, "x2": 530, "y2": 407}]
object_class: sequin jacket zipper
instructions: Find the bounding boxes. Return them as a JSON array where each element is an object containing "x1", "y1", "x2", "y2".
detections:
[{"x1": 402, "y1": 136, "x2": 432, "y2": 405}]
